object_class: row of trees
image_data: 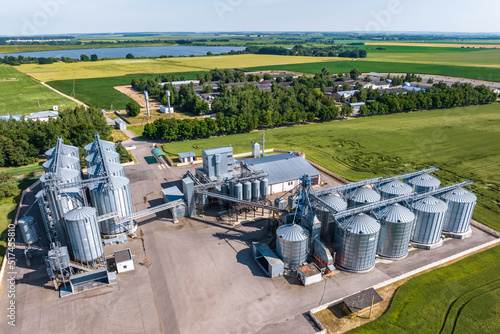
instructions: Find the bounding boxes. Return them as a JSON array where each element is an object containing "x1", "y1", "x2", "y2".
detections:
[
  {"x1": 245, "y1": 45, "x2": 367, "y2": 58},
  {"x1": 0, "y1": 107, "x2": 112, "y2": 167}
]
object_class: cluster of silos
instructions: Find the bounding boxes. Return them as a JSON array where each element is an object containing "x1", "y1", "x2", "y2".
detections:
[
  {"x1": 376, "y1": 204, "x2": 415, "y2": 259},
  {"x1": 378, "y1": 180, "x2": 413, "y2": 200},
  {"x1": 348, "y1": 186, "x2": 381, "y2": 208},
  {"x1": 406, "y1": 173, "x2": 441, "y2": 194},
  {"x1": 85, "y1": 136, "x2": 134, "y2": 236},
  {"x1": 410, "y1": 196, "x2": 448, "y2": 247},
  {"x1": 276, "y1": 224, "x2": 309, "y2": 269},
  {"x1": 313, "y1": 193, "x2": 347, "y2": 245},
  {"x1": 229, "y1": 176, "x2": 269, "y2": 202},
  {"x1": 441, "y1": 188, "x2": 477, "y2": 235}
]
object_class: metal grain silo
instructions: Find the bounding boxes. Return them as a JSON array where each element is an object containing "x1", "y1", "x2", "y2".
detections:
[
  {"x1": 407, "y1": 173, "x2": 441, "y2": 194},
  {"x1": 276, "y1": 224, "x2": 309, "y2": 269},
  {"x1": 252, "y1": 179, "x2": 260, "y2": 201},
  {"x1": 260, "y1": 177, "x2": 269, "y2": 199},
  {"x1": 441, "y1": 188, "x2": 477, "y2": 233},
  {"x1": 58, "y1": 187, "x2": 86, "y2": 215},
  {"x1": 87, "y1": 162, "x2": 125, "y2": 178},
  {"x1": 85, "y1": 150, "x2": 120, "y2": 168},
  {"x1": 89, "y1": 176, "x2": 134, "y2": 235},
  {"x1": 315, "y1": 194, "x2": 347, "y2": 245},
  {"x1": 57, "y1": 167, "x2": 82, "y2": 184},
  {"x1": 18, "y1": 216, "x2": 38, "y2": 245},
  {"x1": 348, "y1": 186, "x2": 381, "y2": 208},
  {"x1": 84, "y1": 139, "x2": 116, "y2": 156},
  {"x1": 45, "y1": 144, "x2": 79, "y2": 159},
  {"x1": 64, "y1": 206, "x2": 104, "y2": 263},
  {"x1": 275, "y1": 197, "x2": 286, "y2": 210},
  {"x1": 376, "y1": 204, "x2": 415, "y2": 259},
  {"x1": 243, "y1": 181, "x2": 252, "y2": 201},
  {"x1": 334, "y1": 213, "x2": 380, "y2": 273},
  {"x1": 288, "y1": 195, "x2": 298, "y2": 210},
  {"x1": 378, "y1": 180, "x2": 413, "y2": 199},
  {"x1": 411, "y1": 196, "x2": 448, "y2": 245},
  {"x1": 43, "y1": 155, "x2": 81, "y2": 173},
  {"x1": 234, "y1": 183, "x2": 243, "y2": 200}
]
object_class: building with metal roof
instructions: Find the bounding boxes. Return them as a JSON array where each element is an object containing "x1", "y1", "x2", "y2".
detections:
[
  {"x1": 151, "y1": 148, "x2": 166, "y2": 158},
  {"x1": 114, "y1": 118, "x2": 127, "y2": 131},
  {"x1": 240, "y1": 154, "x2": 320, "y2": 194},
  {"x1": 25, "y1": 110, "x2": 59, "y2": 122},
  {"x1": 178, "y1": 151, "x2": 196, "y2": 163}
]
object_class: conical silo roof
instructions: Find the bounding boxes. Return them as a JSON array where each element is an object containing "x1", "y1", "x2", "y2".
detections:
[
  {"x1": 408, "y1": 173, "x2": 441, "y2": 188},
  {"x1": 343, "y1": 213, "x2": 380, "y2": 234},
  {"x1": 441, "y1": 188, "x2": 477, "y2": 203},
  {"x1": 64, "y1": 206, "x2": 96, "y2": 221},
  {"x1": 413, "y1": 196, "x2": 448, "y2": 213},
  {"x1": 87, "y1": 162, "x2": 123, "y2": 176},
  {"x1": 378, "y1": 180, "x2": 413, "y2": 196},
  {"x1": 318, "y1": 194, "x2": 348, "y2": 211},
  {"x1": 350, "y1": 187, "x2": 381, "y2": 203},
  {"x1": 84, "y1": 140, "x2": 115, "y2": 154},
  {"x1": 86, "y1": 150, "x2": 119, "y2": 164},
  {"x1": 276, "y1": 224, "x2": 309, "y2": 242},
  {"x1": 379, "y1": 203, "x2": 415, "y2": 223},
  {"x1": 43, "y1": 155, "x2": 79, "y2": 170},
  {"x1": 57, "y1": 167, "x2": 81, "y2": 183},
  {"x1": 89, "y1": 175, "x2": 129, "y2": 191}
]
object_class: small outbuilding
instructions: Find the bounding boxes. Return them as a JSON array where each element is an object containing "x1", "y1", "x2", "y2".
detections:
[
  {"x1": 252, "y1": 242, "x2": 284, "y2": 278},
  {"x1": 114, "y1": 249, "x2": 134, "y2": 273},
  {"x1": 343, "y1": 288, "x2": 383, "y2": 317},
  {"x1": 297, "y1": 263, "x2": 322, "y2": 286},
  {"x1": 115, "y1": 118, "x2": 127, "y2": 130},
  {"x1": 178, "y1": 151, "x2": 196, "y2": 163}
]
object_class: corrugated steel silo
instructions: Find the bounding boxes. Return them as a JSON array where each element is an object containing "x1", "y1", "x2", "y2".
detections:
[
  {"x1": 441, "y1": 188, "x2": 477, "y2": 233},
  {"x1": 234, "y1": 183, "x2": 243, "y2": 200},
  {"x1": 87, "y1": 162, "x2": 125, "y2": 178},
  {"x1": 84, "y1": 139, "x2": 116, "y2": 156},
  {"x1": 57, "y1": 167, "x2": 82, "y2": 184},
  {"x1": 18, "y1": 216, "x2": 38, "y2": 244},
  {"x1": 89, "y1": 176, "x2": 134, "y2": 235},
  {"x1": 43, "y1": 155, "x2": 81, "y2": 173},
  {"x1": 407, "y1": 173, "x2": 441, "y2": 194},
  {"x1": 85, "y1": 150, "x2": 120, "y2": 168},
  {"x1": 252, "y1": 179, "x2": 260, "y2": 201},
  {"x1": 64, "y1": 206, "x2": 104, "y2": 263},
  {"x1": 260, "y1": 178, "x2": 269, "y2": 198},
  {"x1": 411, "y1": 196, "x2": 448, "y2": 245},
  {"x1": 315, "y1": 194, "x2": 347, "y2": 245},
  {"x1": 378, "y1": 180, "x2": 413, "y2": 199},
  {"x1": 276, "y1": 224, "x2": 309, "y2": 269},
  {"x1": 45, "y1": 144, "x2": 79, "y2": 159},
  {"x1": 288, "y1": 195, "x2": 298, "y2": 210},
  {"x1": 275, "y1": 197, "x2": 286, "y2": 210},
  {"x1": 58, "y1": 187, "x2": 86, "y2": 215},
  {"x1": 376, "y1": 204, "x2": 415, "y2": 259},
  {"x1": 334, "y1": 213, "x2": 380, "y2": 273},
  {"x1": 243, "y1": 181, "x2": 251, "y2": 201},
  {"x1": 348, "y1": 186, "x2": 381, "y2": 208}
]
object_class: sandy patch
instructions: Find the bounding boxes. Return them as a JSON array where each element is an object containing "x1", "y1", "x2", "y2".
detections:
[{"x1": 114, "y1": 85, "x2": 162, "y2": 109}]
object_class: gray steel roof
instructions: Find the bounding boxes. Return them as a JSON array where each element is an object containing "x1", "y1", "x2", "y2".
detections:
[
  {"x1": 413, "y1": 196, "x2": 448, "y2": 213},
  {"x1": 57, "y1": 167, "x2": 80, "y2": 182},
  {"x1": 202, "y1": 146, "x2": 233, "y2": 156},
  {"x1": 114, "y1": 249, "x2": 132, "y2": 263},
  {"x1": 43, "y1": 155, "x2": 79, "y2": 170},
  {"x1": 379, "y1": 203, "x2": 415, "y2": 223},
  {"x1": 241, "y1": 154, "x2": 320, "y2": 185},
  {"x1": 87, "y1": 162, "x2": 123, "y2": 176},
  {"x1": 84, "y1": 139, "x2": 115, "y2": 152},
  {"x1": 64, "y1": 206, "x2": 96, "y2": 221},
  {"x1": 89, "y1": 176, "x2": 129, "y2": 191},
  {"x1": 162, "y1": 186, "x2": 183, "y2": 202},
  {"x1": 85, "y1": 150, "x2": 120, "y2": 163},
  {"x1": 317, "y1": 194, "x2": 348, "y2": 211},
  {"x1": 342, "y1": 213, "x2": 380, "y2": 234},
  {"x1": 178, "y1": 151, "x2": 196, "y2": 159},
  {"x1": 45, "y1": 144, "x2": 78, "y2": 157},
  {"x1": 276, "y1": 224, "x2": 309, "y2": 242},
  {"x1": 349, "y1": 186, "x2": 381, "y2": 203},
  {"x1": 441, "y1": 187, "x2": 477, "y2": 203},
  {"x1": 378, "y1": 180, "x2": 413, "y2": 195},
  {"x1": 408, "y1": 173, "x2": 441, "y2": 187}
]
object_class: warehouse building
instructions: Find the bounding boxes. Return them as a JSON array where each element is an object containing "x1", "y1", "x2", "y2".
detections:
[{"x1": 240, "y1": 154, "x2": 320, "y2": 194}]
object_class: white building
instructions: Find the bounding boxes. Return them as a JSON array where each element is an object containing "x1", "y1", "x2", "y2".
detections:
[
  {"x1": 178, "y1": 151, "x2": 196, "y2": 163},
  {"x1": 160, "y1": 105, "x2": 174, "y2": 114},
  {"x1": 114, "y1": 249, "x2": 134, "y2": 274},
  {"x1": 115, "y1": 118, "x2": 127, "y2": 130}
]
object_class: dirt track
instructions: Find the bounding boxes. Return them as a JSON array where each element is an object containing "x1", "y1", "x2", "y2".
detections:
[{"x1": 114, "y1": 85, "x2": 161, "y2": 109}]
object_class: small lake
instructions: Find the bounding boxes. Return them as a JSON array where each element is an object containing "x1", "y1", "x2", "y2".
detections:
[{"x1": 1, "y1": 45, "x2": 246, "y2": 59}]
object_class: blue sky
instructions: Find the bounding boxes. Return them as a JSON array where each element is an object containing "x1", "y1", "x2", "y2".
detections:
[{"x1": 1, "y1": 0, "x2": 499, "y2": 36}]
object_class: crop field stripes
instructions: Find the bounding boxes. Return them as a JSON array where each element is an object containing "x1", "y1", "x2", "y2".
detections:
[{"x1": 439, "y1": 279, "x2": 500, "y2": 334}]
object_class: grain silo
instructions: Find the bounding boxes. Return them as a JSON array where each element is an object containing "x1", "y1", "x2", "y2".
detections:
[
  {"x1": 243, "y1": 181, "x2": 252, "y2": 201},
  {"x1": 18, "y1": 216, "x2": 38, "y2": 245},
  {"x1": 43, "y1": 155, "x2": 81, "y2": 173},
  {"x1": 45, "y1": 144, "x2": 79, "y2": 159},
  {"x1": 260, "y1": 177, "x2": 269, "y2": 199},
  {"x1": 233, "y1": 183, "x2": 243, "y2": 200},
  {"x1": 376, "y1": 204, "x2": 415, "y2": 260},
  {"x1": 89, "y1": 176, "x2": 134, "y2": 235},
  {"x1": 314, "y1": 194, "x2": 348, "y2": 245},
  {"x1": 334, "y1": 213, "x2": 380, "y2": 273},
  {"x1": 58, "y1": 187, "x2": 86, "y2": 215},
  {"x1": 84, "y1": 138, "x2": 116, "y2": 156},
  {"x1": 85, "y1": 150, "x2": 120, "y2": 168},
  {"x1": 251, "y1": 179, "x2": 260, "y2": 201},
  {"x1": 87, "y1": 162, "x2": 125, "y2": 178},
  {"x1": 407, "y1": 173, "x2": 441, "y2": 194},
  {"x1": 348, "y1": 186, "x2": 381, "y2": 208},
  {"x1": 64, "y1": 206, "x2": 104, "y2": 263},
  {"x1": 411, "y1": 196, "x2": 448, "y2": 247},
  {"x1": 276, "y1": 224, "x2": 309, "y2": 269},
  {"x1": 441, "y1": 188, "x2": 477, "y2": 234},
  {"x1": 378, "y1": 180, "x2": 413, "y2": 200}
]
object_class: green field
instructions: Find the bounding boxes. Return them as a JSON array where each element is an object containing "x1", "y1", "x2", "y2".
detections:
[
  {"x1": 161, "y1": 103, "x2": 500, "y2": 231},
  {"x1": 0, "y1": 65, "x2": 78, "y2": 115},
  {"x1": 346, "y1": 244, "x2": 500, "y2": 334}
]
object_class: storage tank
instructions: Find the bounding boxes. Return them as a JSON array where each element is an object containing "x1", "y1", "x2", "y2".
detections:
[
  {"x1": 64, "y1": 206, "x2": 104, "y2": 263},
  {"x1": 275, "y1": 197, "x2": 286, "y2": 210},
  {"x1": 252, "y1": 142, "x2": 260, "y2": 158},
  {"x1": 45, "y1": 144, "x2": 79, "y2": 159},
  {"x1": 441, "y1": 188, "x2": 477, "y2": 234},
  {"x1": 276, "y1": 224, "x2": 309, "y2": 269},
  {"x1": 378, "y1": 180, "x2": 413, "y2": 200},
  {"x1": 84, "y1": 139, "x2": 116, "y2": 156},
  {"x1": 89, "y1": 176, "x2": 134, "y2": 235},
  {"x1": 260, "y1": 178, "x2": 269, "y2": 199},
  {"x1": 348, "y1": 186, "x2": 381, "y2": 208},
  {"x1": 411, "y1": 196, "x2": 448, "y2": 245},
  {"x1": 407, "y1": 173, "x2": 441, "y2": 194},
  {"x1": 18, "y1": 216, "x2": 38, "y2": 245},
  {"x1": 288, "y1": 195, "x2": 298, "y2": 210},
  {"x1": 85, "y1": 150, "x2": 120, "y2": 168},
  {"x1": 58, "y1": 187, "x2": 86, "y2": 214},
  {"x1": 234, "y1": 183, "x2": 243, "y2": 200},
  {"x1": 252, "y1": 179, "x2": 260, "y2": 201},
  {"x1": 87, "y1": 162, "x2": 125, "y2": 178},
  {"x1": 57, "y1": 167, "x2": 82, "y2": 184},
  {"x1": 315, "y1": 194, "x2": 348, "y2": 245},
  {"x1": 334, "y1": 213, "x2": 380, "y2": 273},
  {"x1": 43, "y1": 155, "x2": 81, "y2": 173},
  {"x1": 243, "y1": 182, "x2": 252, "y2": 201},
  {"x1": 47, "y1": 246, "x2": 70, "y2": 270},
  {"x1": 376, "y1": 204, "x2": 415, "y2": 259}
]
